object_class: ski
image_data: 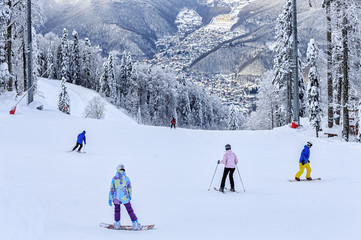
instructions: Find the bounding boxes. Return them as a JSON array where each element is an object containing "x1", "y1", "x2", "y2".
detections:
[
  {"x1": 225, "y1": 187, "x2": 239, "y2": 193},
  {"x1": 289, "y1": 177, "x2": 321, "y2": 182},
  {"x1": 213, "y1": 187, "x2": 225, "y2": 193},
  {"x1": 100, "y1": 223, "x2": 155, "y2": 231},
  {"x1": 213, "y1": 187, "x2": 238, "y2": 193}
]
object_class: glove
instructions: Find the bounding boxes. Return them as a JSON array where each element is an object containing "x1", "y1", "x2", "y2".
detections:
[
  {"x1": 308, "y1": 160, "x2": 310, "y2": 163},
  {"x1": 217, "y1": 160, "x2": 220, "y2": 164},
  {"x1": 108, "y1": 199, "x2": 112, "y2": 206},
  {"x1": 301, "y1": 160, "x2": 305, "y2": 165}
]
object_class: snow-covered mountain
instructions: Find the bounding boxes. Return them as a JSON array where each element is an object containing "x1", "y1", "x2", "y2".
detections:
[
  {"x1": 41, "y1": 0, "x2": 230, "y2": 58},
  {"x1": 1, "y1": 78, "x2": 361, "y2": 240},
  {"x1": 41, "y1": 0, "x2": 324, "y2": 71},
  {"x1": 40, "y1": 0, "x2": 325, "y2": 111}
]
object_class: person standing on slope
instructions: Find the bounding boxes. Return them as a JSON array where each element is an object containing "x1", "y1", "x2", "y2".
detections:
[
  {"x1": 108, "y1": 164, "x2": 141, "y2": 230},
  {"x1": 72, "y1": 130, "x2": 86, "y2": 152},
  {"x1": 171, "y1": 117, "x2": 176, "y2": 129},
  {"x1": 295, "y1": 141, "x2": 313, "y2": 181},
  {"x1": 218, "y1": 144, "x2": 238, "y2": 192}
]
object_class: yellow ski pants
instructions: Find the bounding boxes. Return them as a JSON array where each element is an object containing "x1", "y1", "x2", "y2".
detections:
[{"x1": 295, "y1": 163, "x2": 312, "y2": 178}]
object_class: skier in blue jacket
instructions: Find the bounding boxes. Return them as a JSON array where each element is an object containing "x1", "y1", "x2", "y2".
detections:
[
  {"x1": 295, "y1": 141, "x2": 312, "y2": 181},
  {"x1": 72, "y1": 131, "x2": 86, "y2": 152}
]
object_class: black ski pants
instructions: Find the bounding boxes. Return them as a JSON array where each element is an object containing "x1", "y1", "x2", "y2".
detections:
[
  {"x1": 72, "y1": 142, "x2": 83, "y2": 152},
  {"x1": 220, "y1": 168, "x2": 235, "y2": 190}
]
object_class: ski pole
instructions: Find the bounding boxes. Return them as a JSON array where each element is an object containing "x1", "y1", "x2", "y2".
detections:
[
  {"x1": 236, "y1": 165, "x2": 246, "y2": 192},
  {"x1": 208, "y1": 161, "x2": 219, "y2": 191}
]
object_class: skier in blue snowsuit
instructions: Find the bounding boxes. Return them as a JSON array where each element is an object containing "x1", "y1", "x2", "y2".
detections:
[{"x1": 72, "y1": 131, "x2": 86, "y2": 152}]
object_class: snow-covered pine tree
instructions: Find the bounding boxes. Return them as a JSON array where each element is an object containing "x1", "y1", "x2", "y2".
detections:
[
  {"x1": 272, "y1": 0, "x2": 293, "y2": 126},
  {"x1": 46, "y1": 47, "x2": 55, "y2": 79},
  {"x1": 55, "y1": 44, "x2": 62, "y2": 80},
  {"x1": 177, "y1": 86, "x2": 191, "y2": 127},
  {"x1": 72, "y1": 30, "x2": 81, "y2": 85},
  {"x1": 125, "y1": 66, "x2": 139, "y2": 117},
  {"x1": 108, "y1": 53, "x2": 116, "y2": 104},
  {"x1": 189, "y1": 87, "x2": 203, "y2": 128},
  {"x1": 228, "y1": 104, "x2": 239, "y2": 130},
  {"x1": 297, "y1": 57, "x2": 306, "y2": 118},
  {"x1": 306, "y1": 39, "x2": 322, "y2": 137},
  {"x1": 60, "y1": 28, "x2": 69, "y2": 82},
  {"x1": 134, "y1": 63, "x2": 151, "y2": 124},
  {"x1": 99, "y1": 61, "x2": 110, "y2": 97},
  {"x1": 147, "y1": 74, "x2": 158, "y2": 122},
  {"x1": 82, "y1": 38, "x2": 92, "y2": 89},
  {"x1": 125, "y1": 52, "x2": 133, "y2": 91},
  {"x1": 202, "y1": 93, "x2": 212, "y2": 130},
  {"x1": 58, "y1": 77, "x2": 70, "y2": 114},
  {"x1": 117, "y1": 51, "x2": 127, "y2": 107}
]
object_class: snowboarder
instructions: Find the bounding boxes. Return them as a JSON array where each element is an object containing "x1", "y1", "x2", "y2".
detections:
[
  {"x1": 217, "y1": 144, "x2": 238, "y2": 192},
  {"x1": 295, "y1": 141, "x2": 313, "y2": 181},
  {"x1": 72, "y1": 130, "x2": 86, "y2": 152},
  {"x1": 108, "y1": 164, "x2": 141, "y2": 230},
  {"x1": 171, "y1": 117, "x2": 176, "y2": 129}
]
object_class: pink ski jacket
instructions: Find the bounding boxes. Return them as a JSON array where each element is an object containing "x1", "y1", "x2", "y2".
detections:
[{"x1": 221, "y1": 150, "x2": 238, "y2": 168}]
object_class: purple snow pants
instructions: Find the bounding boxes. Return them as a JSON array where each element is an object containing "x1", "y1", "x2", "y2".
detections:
[{"x1": 114, "y1": 202, "x2": 137, "y2": 222}]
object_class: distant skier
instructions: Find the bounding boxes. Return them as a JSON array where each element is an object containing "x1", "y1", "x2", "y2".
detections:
[
  {"x1": 171, "y1": 117, "x2": 176, "y2": 129},
  {"x1": 217, "y1": 144, "x2": 238, "y2": 192},
  {"x1": 295, "y1": 141, "x2": 313, "y2": 181},
  {"x1": 72, "y1": 130, "x2": 86, "y2": 152},
  {"x1": 108, "y1": 164, "x2": 141, "y2": 230}
]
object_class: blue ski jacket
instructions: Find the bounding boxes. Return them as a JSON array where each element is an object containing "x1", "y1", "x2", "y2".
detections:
[
  {"x1": 77, "y1": 131, "x2": 86, "y2": 144},
  {"x1": 299, "y1": 145, "x2": 310, "y2": 163}
]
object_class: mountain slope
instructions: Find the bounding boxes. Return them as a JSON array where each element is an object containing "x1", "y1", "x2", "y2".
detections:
[
  {"x1": 190, "y1": 0, "x2": 325, "y2": 76},
  {"x1": 41, "y1": 0, "x2": 229, "y2": 58},
  {"x1": 1, "y1": 79, "x2": 361, "y2": 240}
]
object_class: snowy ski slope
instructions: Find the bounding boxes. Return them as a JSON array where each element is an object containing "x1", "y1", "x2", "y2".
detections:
[{"x1": 1, "y1": 78, "x2": 361, "y2": 240}]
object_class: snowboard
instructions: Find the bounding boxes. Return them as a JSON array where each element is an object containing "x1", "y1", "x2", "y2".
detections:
[
  {"x1": 99, "y1": 223, "x2": 155, "y2": 231},
  {"x1": 289, "y1": 177, "x2": 321, "y2": 182}
]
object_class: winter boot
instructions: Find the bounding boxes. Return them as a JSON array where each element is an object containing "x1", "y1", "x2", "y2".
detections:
[
  {"x1": 295, "y1": 177, "x2": 300, "y2": 181},
  {"x1": 230, "y1": 188, "x2": 235, "y2": 192},
  {"x1": 114, "y1": 221, "x2": 121, "y2": 230},
  {"x1": 219, "y1": 187, "x2": 224, "y2": 193},
  {"x1": 132, "y1": 220, "x2": 141, "y2": 230},
  {"x1": 307, "y1": 177, "x2": 312, "y2": 181}
]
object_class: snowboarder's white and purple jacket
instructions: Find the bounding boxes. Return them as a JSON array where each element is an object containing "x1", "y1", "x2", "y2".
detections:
[
  {"x1": 109, "y1": 170, "x2": 132, "y2": 205},
  {"x1": 221, "y1": 150, "x2": 238, "y2": 168}
]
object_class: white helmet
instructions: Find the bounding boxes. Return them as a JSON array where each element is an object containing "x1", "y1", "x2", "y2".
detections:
[
  {"x1": 307, "y1": 141, "x2": 313, "y2": 147},
  {"x1": 116, "y1": 164, "x2": 125, "y2": 171}
]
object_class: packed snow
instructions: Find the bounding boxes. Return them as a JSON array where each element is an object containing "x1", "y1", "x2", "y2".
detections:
[{"x1": 1, "y1": 78, "x2": 361, "y2": 240}]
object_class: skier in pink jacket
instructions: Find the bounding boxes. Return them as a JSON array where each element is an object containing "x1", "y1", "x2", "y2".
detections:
[{"x1": 218, "y1": 144, "x2": 238, "y2": 192}]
